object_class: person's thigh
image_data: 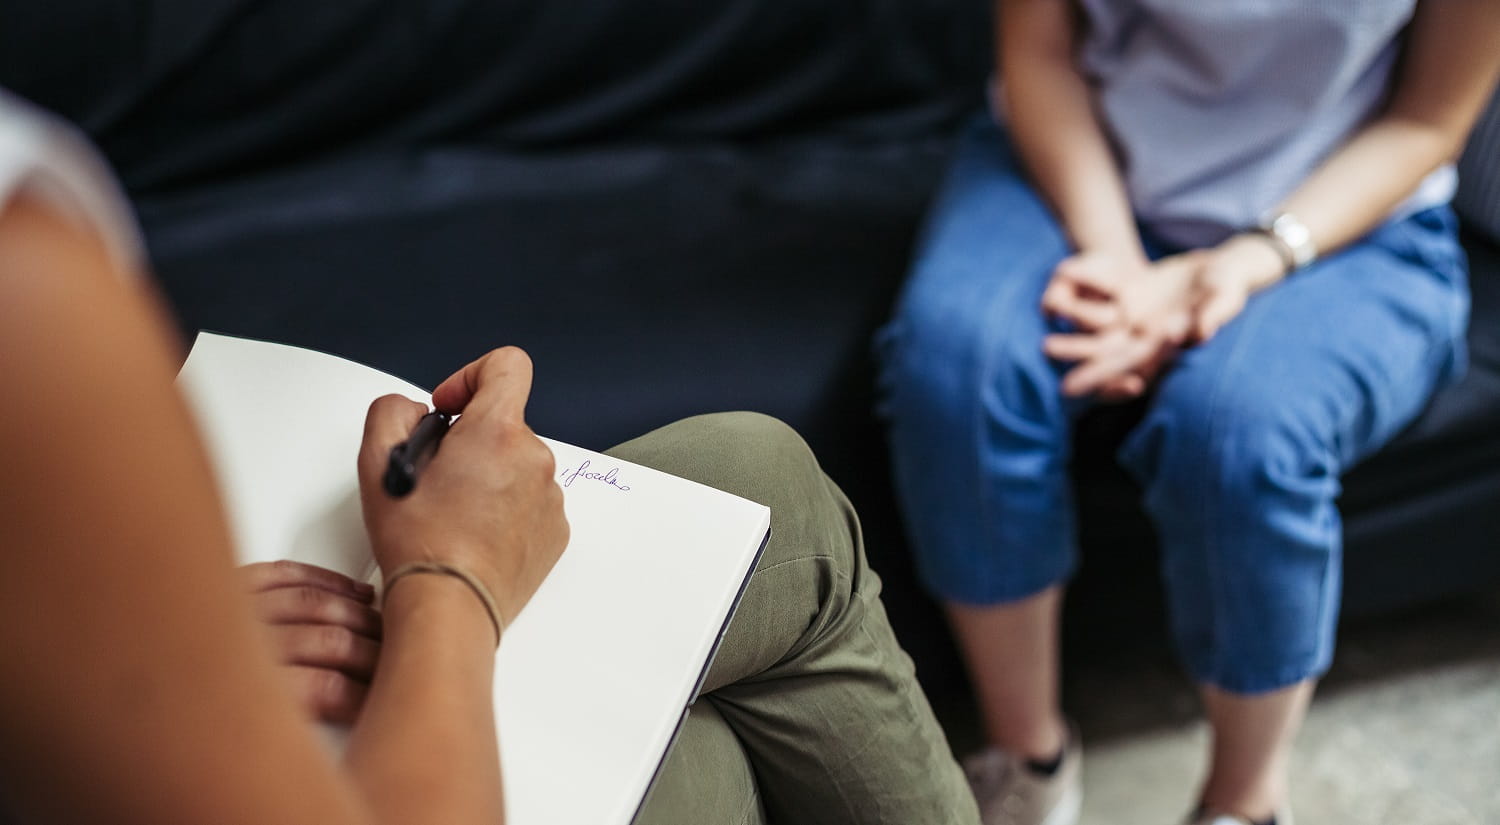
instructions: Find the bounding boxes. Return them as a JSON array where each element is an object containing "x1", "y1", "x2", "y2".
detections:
[
  {"x1": 878, "y1": 113, "x2": 1078, "y2": 604},
  {"x1": 607, "y1": 412, "x2": 980, "y2": 825},
  {"x1": 606, "y1": 412, "x2": 871, "y2": 693},
  {"x1": 635, "y1": 700, "x2": 765, "y2": 825},
  {"x1": 1119, "y1": 208, "x2": 1470, "y2": 692}
]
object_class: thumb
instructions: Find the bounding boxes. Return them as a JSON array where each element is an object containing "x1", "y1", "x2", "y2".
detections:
[
  {"x1": 1054, "y1": 250, "x2": 1122, "y2": 298},
  {"x1": 431, "y1": 346, "x2": 534, "y2": 423},
  {"x1": 1193, "y1": 288, "x2": 1245, "y2": 343}
]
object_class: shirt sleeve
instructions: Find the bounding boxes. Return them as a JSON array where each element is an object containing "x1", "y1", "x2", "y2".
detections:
[{"x1": 0, "y1": 89, "x2": 146, "y2": 275}]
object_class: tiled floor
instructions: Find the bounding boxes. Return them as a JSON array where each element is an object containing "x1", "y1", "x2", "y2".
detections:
[{"x1": 942, "y1": 589, "x2": 1500, "y2": 824}]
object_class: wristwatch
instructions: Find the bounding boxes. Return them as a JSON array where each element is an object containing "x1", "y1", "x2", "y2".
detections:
[{"x1": 1253, "y1": 212, "x2": 1318, "y2": 273}]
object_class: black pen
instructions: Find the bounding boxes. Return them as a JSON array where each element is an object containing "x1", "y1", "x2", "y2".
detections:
[{"x1": 383, "y1": 411, "x2": 452, "y2": 497}]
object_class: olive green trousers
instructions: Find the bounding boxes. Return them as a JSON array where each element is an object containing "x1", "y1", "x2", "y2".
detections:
[{"x1": 608, "y1": 413, "x2": 980, "y2": 825}]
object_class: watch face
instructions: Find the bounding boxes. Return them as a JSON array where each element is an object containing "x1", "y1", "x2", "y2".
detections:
[{"x1": 1270, "y1": 213, "x2": 1316, "y2": 268}]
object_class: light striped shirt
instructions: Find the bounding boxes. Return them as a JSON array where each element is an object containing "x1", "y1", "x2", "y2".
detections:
[{"x1": 1074, "y1": 0, "x2": 1457, "y2": 248}]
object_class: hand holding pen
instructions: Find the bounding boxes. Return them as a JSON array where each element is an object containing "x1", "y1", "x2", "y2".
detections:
[{"x1": 356, "y1": 347, "x2": 569, "y2": 635}]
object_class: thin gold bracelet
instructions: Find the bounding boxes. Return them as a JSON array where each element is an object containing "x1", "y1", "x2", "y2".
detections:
[{"x1": 383, "y1": 561, "x2": 506, "y2": 647}]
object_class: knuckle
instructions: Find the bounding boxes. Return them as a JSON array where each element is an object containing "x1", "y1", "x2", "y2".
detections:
[
  {"x1": 269, "y1": 559, "x2": 305, "y2": 582},
  {"x1": 366, "y1": 394, "x2": 399, "y2": 422},
  {"x1": 293, "y1": 586, "x2": 333, "y2": 617},
  {"x1": 490, "y1": 346, "x2": 532, "y2": 372},
  {"x1": 317, "y1": 625, "x2": 354, "y2": 661},
  {"x1": 543, "y1": 480, "x2": 567, "y2": 516},
  {"x1": 368, "y1": 393, "x2": 411, "y2": 415},
  {"x1": 477, "y1": 347, "x2": 533, "y2": 391},
  {"x1": 493, "y1": 418, "x2": 530, "y2": 442},
  {"x1": 529, "y1": 437, "x2": 557, "y2": 477},
  {"x1": 238, "y1": 562, "x2": 273, "y2": 591},
  {"x1": 313, "y1": 669, "x2": 352, "y2": 710},
  {"x1": 483, "y1": 420, "x2": 524, "y2": 454},
  {"x1": 496, "y1": 425, "x2": 553, "y2": 473}
]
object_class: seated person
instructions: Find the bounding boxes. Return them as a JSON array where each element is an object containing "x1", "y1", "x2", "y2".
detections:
[
  {"x1": 0, "y1": 90, "x2": 979, "y2": 825},
  {"x1": 878, "y1": 2, "x2": 1500, "y2": 824}
]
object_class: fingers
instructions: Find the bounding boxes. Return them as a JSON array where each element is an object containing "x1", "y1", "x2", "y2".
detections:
[
  {"x1": 1043, "y1": 331, "x2": 1113, "y2": 362},
  {"x1": 1058, "y1": 334, "x2": 1157, "y2": 397},
  {"x1": 1041, "y1": 247, "x2": 1212, "y2": 399},
  {"x1": 1042, "y1": 285, "x2": 1121, "y2": 331},
  {"x1": 251, "y1": 584, "x2": 383, "y2": 640},
  {"x1": 246, "y1": 566, "x2": 383, "y2": 725},
  {"x1": 268, "y1": 624, "x2": 379, "y2": 681},
  {"x1": 1193, "y1": 286, "x2": 1248, "y2": 343},
  {"x1": 1046, "y1": 327, "x2": 1177, "y2": 398},
  {"x1": 430, "y1": 346, "x2": 534, "y2": 422},
  {"x1": 1121, "y1": 302, "x2": 1192, "y2": 349},
  {"x1": 1052, "y1": 252, "x2": 1122, "y2": 297},
  {"x1": 1043, "y1": 254, "x2": 1127, "y2": 332},
  {"x1": 1097, "y1": 373, "x2": 1147, "y2": 402},
  {"x1": 357, "y1": 394, "x2": 430, "y2": 491},
  {"x1": 285, "y1": 666, "x2": 369, "y2": 725},
  {"x1": 1063, "y1": 298, "x2": 1121, "y2": 331},
  {"x1": 239, "y1": 560, "x2": 375, "y2": 602},
  {"x1": 1041, "y1": 275, "x2": 1076, "y2": 317}
]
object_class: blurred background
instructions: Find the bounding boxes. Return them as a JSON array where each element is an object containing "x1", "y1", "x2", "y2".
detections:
[{"x1": 3, "y1": 2, "x2": 1496, "y2": 821}]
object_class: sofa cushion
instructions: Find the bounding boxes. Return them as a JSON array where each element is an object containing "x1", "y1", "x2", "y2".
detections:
[{"x1": 1456, "y1": 89, "x2": 1500, "y2": 244}]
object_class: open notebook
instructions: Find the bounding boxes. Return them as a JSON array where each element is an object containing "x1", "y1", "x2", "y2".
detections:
[{"x1": 177, "y1": 332, "x2": 771, "y2": 825}]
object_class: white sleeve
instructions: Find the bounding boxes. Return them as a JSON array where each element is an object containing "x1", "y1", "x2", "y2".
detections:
[{"x1": 0, "y1": 89, "x2": 146, "y2": 274}]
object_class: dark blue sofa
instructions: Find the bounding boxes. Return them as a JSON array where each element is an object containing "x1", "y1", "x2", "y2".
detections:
[{"x1": 5, "y1": 0, "x2": 1497, "y2": 701}]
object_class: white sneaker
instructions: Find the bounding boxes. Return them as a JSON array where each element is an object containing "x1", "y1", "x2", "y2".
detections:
[
  {"x1": 1186, "y1": 805, "x2": 1293, "y2": 825},
  {"x1": 963, "y1": 725, "x2": 1081, "y2": 825}
]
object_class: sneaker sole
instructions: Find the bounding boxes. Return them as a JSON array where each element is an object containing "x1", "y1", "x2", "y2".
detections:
[{"x1": 1039, "y1": 781, "x2": 1081, "y2": 825}]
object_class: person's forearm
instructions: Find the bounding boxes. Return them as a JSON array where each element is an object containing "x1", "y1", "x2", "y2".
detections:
[
  {"x1": 1275, "y1": 0, "x2": 1500, "y2": 263},
  {"x1": 0, "y1": 192, "x2": 511, "y2": 825},
  {"x1": 999, "y1": 0, "x2": 1142, "y2": 263},
  {"x1": 1276, "y1": 117, "x2": 1470, "y2": 266},
  {"x1": 342, "y1": 345, "x2": 564, "y2": 825},
  {"x1": 345, "y1": 576, "x2": 504, "y2": 823}
]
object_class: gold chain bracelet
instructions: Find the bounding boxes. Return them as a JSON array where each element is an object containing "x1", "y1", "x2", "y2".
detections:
[{"x1": 383, "y1": 561, "x2": 506, "y2": 647}]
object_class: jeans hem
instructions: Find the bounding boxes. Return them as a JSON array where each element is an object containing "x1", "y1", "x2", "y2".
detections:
[
  {"x1": 918, "y1": 552, "x2": 1076, "y2": 608},
  {"x1": 1184, "y1": 649, "x2": 1334, "y2": 695}
]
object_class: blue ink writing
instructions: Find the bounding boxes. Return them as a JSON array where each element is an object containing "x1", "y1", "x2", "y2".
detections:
[{"x1": 559, "y1": 460, "x2": 632, "y2": 492}]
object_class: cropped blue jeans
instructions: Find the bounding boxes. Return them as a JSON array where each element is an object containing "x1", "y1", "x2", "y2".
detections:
[{"x1": 878, "y1": 116, "x2": 1470, "y2": 693}]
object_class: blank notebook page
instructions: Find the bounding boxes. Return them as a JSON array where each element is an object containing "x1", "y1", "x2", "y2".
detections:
[{"x1": 178, "y1": 332, "x2": 771, "y2": 825}]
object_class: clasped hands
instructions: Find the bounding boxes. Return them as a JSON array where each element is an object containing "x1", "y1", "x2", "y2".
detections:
[{"x1": 1040, "y1": 234, "x2": 1284, "y2": 400}]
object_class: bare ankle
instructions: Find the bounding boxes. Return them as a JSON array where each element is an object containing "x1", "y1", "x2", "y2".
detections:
[{"x1": 990, "y1": 713, "x2": 1067, "y2": 761}]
